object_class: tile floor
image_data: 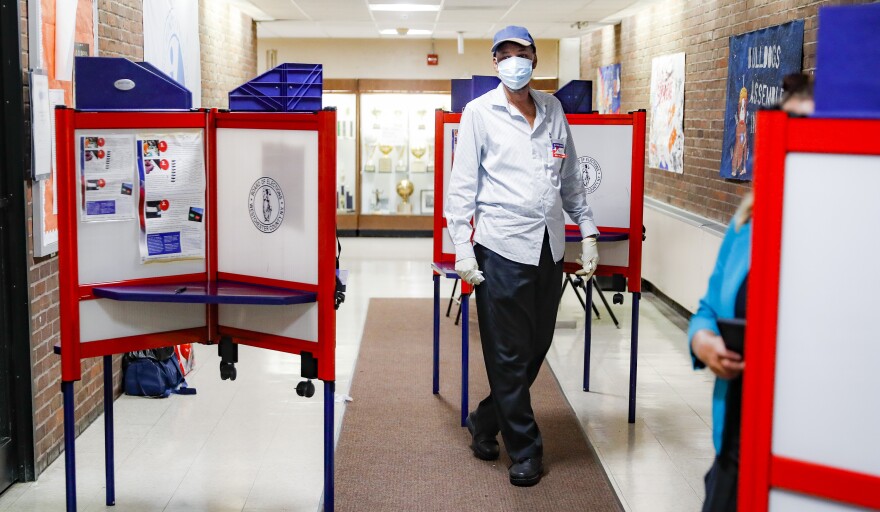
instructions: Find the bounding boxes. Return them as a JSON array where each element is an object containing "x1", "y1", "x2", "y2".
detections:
[{"x1": 0, "y1": 237, "x2": 714, "y2": 511}]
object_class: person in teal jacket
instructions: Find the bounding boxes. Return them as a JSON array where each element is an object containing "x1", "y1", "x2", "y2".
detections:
[
  {"x1": 688, "y1": 73, "x2": 813, "y2": 512},
  {"x1": 688, "y1": 207, "x2": 750, "y2": 512}
]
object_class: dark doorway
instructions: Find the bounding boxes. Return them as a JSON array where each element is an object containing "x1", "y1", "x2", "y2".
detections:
[{"x1": 0, "y1": 0, "x2": 38, "y2": 487}]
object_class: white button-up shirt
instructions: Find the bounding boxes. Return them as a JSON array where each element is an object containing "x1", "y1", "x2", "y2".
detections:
[{"x1": 445, "y1": 84, "x2": 599, "y2": 266}]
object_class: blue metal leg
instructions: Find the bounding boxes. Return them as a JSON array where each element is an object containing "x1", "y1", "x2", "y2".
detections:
[
  {"x1": 324, "y1": 380, "x2": 335, "y2": 512},
  {"x1": 583, "y1": 279, "x2": 593, "y2": 392},
  {"x1": 629, "y1": 292, "x2": 641, "y2": 424},
  {"x1": 62, "y1": 381, "x2": 77, "y2": 512},
  {"x1": 461, "y1": 293, "x2": 469, "y2": 427},
  {"x1": 103, "y1": 356, "x2": 116, "y2": 506},
  {"x1": 433, "y1": 275, "x2": 440, "y2": 395}
]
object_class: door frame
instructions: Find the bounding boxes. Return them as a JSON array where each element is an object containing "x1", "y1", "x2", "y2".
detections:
[{"x1": 0, "y1": 0, "x2": 38, "y2": 482}]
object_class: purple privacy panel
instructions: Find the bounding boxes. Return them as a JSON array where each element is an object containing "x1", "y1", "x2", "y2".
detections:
[
  {"x1": 451, "y1": 76, "x2": 501, "y2": 112},
  {"x1": 74, "y1": 57, "x2": 192, "y2": 111},
  {"x1": 814, "y1": 4, "x2": 880, "y2": 119},
  {"x1": 229, "y1": 63, "x2": 323, "y2": 112}
]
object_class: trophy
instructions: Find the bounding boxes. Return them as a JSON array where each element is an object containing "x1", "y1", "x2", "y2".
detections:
[
  {"x1": 416, "y1": 109, "x2": 427, "y2": 130},
  {"x1": 363, "y1": 132, "x2": 377, "y2": 172},
  {"x1": 410, "y1": 144, "x2": 427, "y2": 173},
  {"x1": 426, "y1": 141, "x2": 435, "y2": 172},
  {"x1": 395, "y1": 144, "x2": 407, "y2": 172},
  {"x1": 378, "y1": 144, "x2": 393, "y2": 173},
  {"x1": 371, "y1": 108, "x2": 382, "y2": 129},
  {"x1": 396, "y1": 179, "x2": 414, "y2": 214}
]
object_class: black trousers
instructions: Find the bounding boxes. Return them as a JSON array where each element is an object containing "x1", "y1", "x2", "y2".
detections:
[
  {"x1": 471, "y1": 230, "x2": 563, "y2": 463},
  {"x1": 702, "y1": 377, "x2": 742, "y2": 512}
]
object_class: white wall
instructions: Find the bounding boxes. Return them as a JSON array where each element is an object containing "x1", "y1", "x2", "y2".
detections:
[
  {"x1": 257, "y1": 38, "x2": 560, "y2": 79},
  {"x1": 642, "y1": 200, "x2": 725, "y2": 314},
  {"x1": 558, "y1": 37, "x2": 581, "y2": 87}
]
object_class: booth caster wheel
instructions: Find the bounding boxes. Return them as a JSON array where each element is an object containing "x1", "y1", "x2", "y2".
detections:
[
  {"x1": 220, "y1": 362, "x2": 237, "y2": 381},
  {"x1": 613, "y1": 293, "x2": 624, "y2": 305},
  {"x1": 296, "y1": 379, "x2": 315, "y2": 398}
]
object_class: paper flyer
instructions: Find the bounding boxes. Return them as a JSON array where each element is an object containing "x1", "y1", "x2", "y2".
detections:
[
  {"x1": 79, "y1": 134, "x2": 136, "y2": 222},
  {"x1": 136, "y1": 131, "x2": 206, "y2": 262}
]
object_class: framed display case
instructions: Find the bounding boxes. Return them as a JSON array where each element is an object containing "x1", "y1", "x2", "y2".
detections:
[
  {"x1": 359, "y1": 93, "x2": 450, "y2": 219},
  {"x1": 323, "y1": 92, "x2": 358, "y2": 231}
]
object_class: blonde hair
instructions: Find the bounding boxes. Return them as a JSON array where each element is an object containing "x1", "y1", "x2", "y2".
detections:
[{"x1": 734, "y1": 192, "x2": 753, "y2": 230}]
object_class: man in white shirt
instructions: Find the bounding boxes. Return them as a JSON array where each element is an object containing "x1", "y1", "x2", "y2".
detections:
[{"x1": 445, "y1": 25, "x2": 600, "y2": 487}]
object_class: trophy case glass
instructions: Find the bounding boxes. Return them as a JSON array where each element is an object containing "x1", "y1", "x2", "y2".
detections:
[
  {"x1": 323, "y1": 93, "x2": 358, "y2": 221},
  {"x1": 360, "y1": 93, "x2": 450, "y2": 216}
]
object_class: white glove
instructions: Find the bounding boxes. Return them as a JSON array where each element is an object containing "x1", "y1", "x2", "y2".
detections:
[
  {"x1": 455, "y1": 257, "x2": 485, "y2": 286},
  {"x1": 576, "y1": 237, "x2": 599, "y2": 279}
]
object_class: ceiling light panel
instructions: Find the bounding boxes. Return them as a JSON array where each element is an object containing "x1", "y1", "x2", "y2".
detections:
[
  {"x1": 442, "y1": 0, "x2": 515, "y2": 7},
  {"x1": 371, "y1": 11, "x2": 439, "y2": 23},
  {"x1": 368, "y1": 3, "x2": 441, "y2": 12}
]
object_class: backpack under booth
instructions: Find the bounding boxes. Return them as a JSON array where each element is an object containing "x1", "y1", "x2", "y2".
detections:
[{"x1": 123, "y1": 346, "x2": 196, "y2": 398}]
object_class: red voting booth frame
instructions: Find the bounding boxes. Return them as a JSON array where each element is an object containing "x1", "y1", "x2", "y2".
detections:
[
  {"x1": 430, "y1": 111, "x2": 474, "y2": 427},
  {"x1": 54, "y1": 108, "x2": 339, "y2": 512},
  {"x1": 739, "y1": 112, "x2": 880, "y2": 512},
  {"x1": 565, "y1": 112, "x2": 646, "y2": 424},
  {"x1": 430, "y1": 110, "x2": 647, "y2": 425}
]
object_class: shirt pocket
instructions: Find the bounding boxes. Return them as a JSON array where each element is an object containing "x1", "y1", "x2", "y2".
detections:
[{"x1": 546, "y1": 136, "x2": 567, "y2": 174}]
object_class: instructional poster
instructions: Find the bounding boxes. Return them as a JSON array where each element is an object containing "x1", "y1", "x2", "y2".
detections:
[
  {"x1": 136, "y1": 131, "x2": 206, "y2": 262},
  {"x1": 80, "y1": 134, "x2": 136, "y2": 222}
]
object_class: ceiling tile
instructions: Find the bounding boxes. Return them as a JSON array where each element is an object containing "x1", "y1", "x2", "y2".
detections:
[
  {"x1": 250, "y1": 0, "x2": 309, "y2": 20},
  {"x1": 255, "y1": 0, "x2": 667, "y2": 39},
  {"x1": 257, "y1": 20, "x2": 328, "y2": 38},
  {"x1": 437, "y1": 9, "x2": 507, "y2": 23}
]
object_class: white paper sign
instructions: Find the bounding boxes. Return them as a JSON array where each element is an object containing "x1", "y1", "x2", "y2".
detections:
[
  {"x1": 136, "y1": 131, "x2": 206, "y2": 262},
  {"x1": 143, "y1": 0, "x2": 202, "y2": 107},
  {"x1": 79, "y1": 134, "x2": 137, "y2": 222}
]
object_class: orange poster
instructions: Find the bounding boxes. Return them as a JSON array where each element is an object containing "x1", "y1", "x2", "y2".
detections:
[{"x1": 34, "y1": 0, "x2": 95, "y2": 256}]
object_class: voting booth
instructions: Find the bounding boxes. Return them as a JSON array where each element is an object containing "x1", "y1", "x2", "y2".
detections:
[
  {"x1": 430, "y1": 109, "x2": 647, "y2": 425},
  {"x1": 562, "y1": 112, "x2": 646, "y2": 423},
  {"x1": 430, "y1": 110, "x2": 473, "y2": 426},
  {"x1": 55, "y1": 107, "x2": 340, "y2": 511},
  {"x1": 738, "y1": 112, "x2": 880, "y2": 512}
]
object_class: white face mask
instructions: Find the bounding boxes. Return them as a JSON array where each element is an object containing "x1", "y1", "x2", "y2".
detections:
[{"x1": 497, "y1": 56, "x2": 534, "y2": 91}]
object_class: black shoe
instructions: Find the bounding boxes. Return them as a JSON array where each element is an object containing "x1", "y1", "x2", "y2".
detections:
[
  {"x1": 465, "y1": 413, "x2": 499, "y2": 461},
  {"x1": 509, "y1": 457, "x2": 543, "y2": 487}
]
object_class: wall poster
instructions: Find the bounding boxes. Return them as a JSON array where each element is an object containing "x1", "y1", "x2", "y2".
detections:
[
  {"x1": 720, "y1": 20, "x2": 804, "y2": 181},
  {"x1": 30, "y1": 0, "x2": 96, "y2": 256},
  {"x1": 649, "y1": 52, "x2": 685, "y2": 174},
  {"x1": 596, "y1": 63, "x2": 621, "y2": 115},
  {"x1": 143, "y1": 0, "x2": 202, "y2": 108}
]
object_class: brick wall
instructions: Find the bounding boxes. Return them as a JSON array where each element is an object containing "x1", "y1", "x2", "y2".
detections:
[
  {"x1": 580, "y1": 0, "x2": 872, "y2": 223},
  {"x1": 22, "y1": 0, "x2": 256, "y2": 476},
  {"x1": 199, "y1": 2, "x2": 257, "y2": 108},
  {"x1": 98, "y1": 0, "x2": 144, "y2": 59}
]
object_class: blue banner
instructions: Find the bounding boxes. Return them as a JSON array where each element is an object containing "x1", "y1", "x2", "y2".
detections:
[{"x1": 720, "y1": 20, "x2": 804, "y2": 180}]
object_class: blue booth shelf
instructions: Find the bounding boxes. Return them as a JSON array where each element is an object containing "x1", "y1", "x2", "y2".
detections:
[
  {"x1": 229, "y1": 63, "x2": 323, "y2": 112},
  {"x1": 91, "y1": 280, "x2": 317, "y2": 306},
  {"x1": 555, "y1": 80, "x2": 593, "y2": 114},
  {"x1": 74, "y1": 56, "x2": 193, "y2": 111}
]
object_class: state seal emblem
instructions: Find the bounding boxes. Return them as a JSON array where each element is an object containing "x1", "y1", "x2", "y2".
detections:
[
  {"x1": 578, "y1": 156, "x2": 602, "y2": 194},
  {"x1": 248, "y1": 177, "x2": 285, "y2": 233}
]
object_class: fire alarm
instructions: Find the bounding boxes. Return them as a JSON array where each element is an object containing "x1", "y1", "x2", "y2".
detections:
[{"x1": 427, "y1": 53, "x2": 439, "y2": 66}]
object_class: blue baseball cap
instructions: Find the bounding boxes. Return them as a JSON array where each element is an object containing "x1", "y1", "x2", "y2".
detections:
[{"x1": 491, "y1": 25, "x2": 535, "y2": 54}]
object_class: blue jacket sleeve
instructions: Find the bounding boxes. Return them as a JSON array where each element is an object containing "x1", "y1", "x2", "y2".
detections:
[{"x1": 687, "y1": 221, "x2": 738, "y2": 369}]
